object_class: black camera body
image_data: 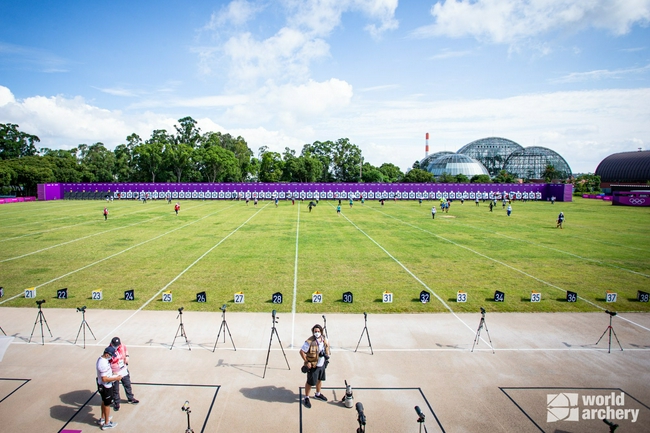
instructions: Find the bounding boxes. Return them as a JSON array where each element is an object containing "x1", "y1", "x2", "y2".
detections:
[
  {"x1": 178, "y1": 307, "x2": 184, "y2": 313},
  {"x1": 76, "y1": 306, "x2": 86, "y2": 312},
  {"x1": 220, "y1": 304, "x2": 227, "y2": 312},
  {"x1": 36, "y1": 299, "x2": 46, "y2": 306}
]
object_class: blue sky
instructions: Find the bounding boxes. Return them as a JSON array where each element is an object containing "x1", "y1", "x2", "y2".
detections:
[{"x1": 1, "y1": 0, "x2": 649, "y2": 173}]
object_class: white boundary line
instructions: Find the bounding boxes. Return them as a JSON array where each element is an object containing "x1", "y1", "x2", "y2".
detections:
[
  {"x1": 98, "y1": 204, "x2": 269, "y2": 344},
  {"x1": 290, "y1": 201, "x2": 300, "y2": 348},
  {"x1": 0, "y1": 205, "x2": 203, "y2": 263},
  {"x1": 331, "y1": 204, "x2": 479, "y2": 338},
  {"x1": 0, "y1": 204, "x2": 236, "y2": 305},
  {"x1": 0, "y1": 201, "x2": 207, "y2": 243},
  {"x1": 373, "y1": 207, "x2": 650, "y2": 333}
]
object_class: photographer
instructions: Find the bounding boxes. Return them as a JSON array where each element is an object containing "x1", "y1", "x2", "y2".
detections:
[
  {"x1": 299, "y1": 324, "x2": 330, "y2": 408},
  {"x1": 96, "y1": 346, "x2": 122, "y2": 430}
]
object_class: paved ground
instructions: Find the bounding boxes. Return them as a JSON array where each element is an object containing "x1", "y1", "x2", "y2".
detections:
[{"x1": 1, "y1": 307, "x2": 650, "y2": 433}]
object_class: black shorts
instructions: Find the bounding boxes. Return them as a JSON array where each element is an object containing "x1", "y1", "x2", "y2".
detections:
[
  {"x1": 306, "y1": 366, "x2": 326, "y2": 386},
  {"x1": 98, "y1": 384, "x2": 113, "y2": 406}
]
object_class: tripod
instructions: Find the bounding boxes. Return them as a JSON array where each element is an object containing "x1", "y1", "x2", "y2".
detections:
[
  {"x1": 181, "y1": 402, "x2": 194, "y2": 433},
  {"x1": 0, "y1": 325, "x2": 5, "y2": 336},
  {"x1": 354, "y1": 312, "x2": 373, "y2": 355},
  {"x1": 596, "y1": 311, "x2": 623, "y2": 353},
  {"x1": 171, "y1": 308, "x2": 191, "y2": 351},
  {"x1": 212, "y1": 307, "x2": 236, "y2": 352},
  {"x1": 263, "y1": 310, "x2": 290, "y2": 379},
  {"x1": 73, "y1": 307, "x2": 96, "y2": 349},
  {"x1": 29, "y1": 302, "x2": 52, "y2": 345},
  {"x1": 471, "y1": 308, "x2": 494, "y2": 354}
]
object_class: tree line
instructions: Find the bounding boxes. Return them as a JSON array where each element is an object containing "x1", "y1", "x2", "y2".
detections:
[{"x1": 1, "y1": 118, "x2": 592, "y2": 197}]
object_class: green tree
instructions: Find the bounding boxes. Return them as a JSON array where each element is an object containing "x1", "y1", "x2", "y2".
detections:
[
  {"x1": 455, "y1": 174, "x2": 470, "y2": 183},
  {"x1": 0, "y1": 123, "x2": 40, "y2": 160},
  {"x1": 331, "y1": 138, "x2": 362, "y2": 182},
  {"x1": 378, "y1": 163, "x2": 403, "y2": 183},
  {"x1": 402, "y1": 168, "x2": 434, "y2": 183},
  {"x1": 301, "y1": 141, "x2": 334, "y2": 182},
  {"x1": 3, "y1": 156, "x2": 55, "y2": 196},
  {"x1": 470, "y1": 174, "x2": 492, "y2": 183},
  {"x1": 437, "y1": 172, "x2": 455, "y2": 183},
  {"x1": 199, "y1": 145, "x2": 241, "y2": 182},
  {"x1": 362, "y1": 167, "x2": 386, "y2": 183},
  {"x1": 573, "y1": 173, "x2": 601, "y2": 193},
  {"x1": 113, "y1": 133, "x2": 140, "y2": 182},
  {"x1": 78, "y1": 142, "x2": 115, "y2": 182},
  {"x1": 543, "y1": 164, "x2": 558, "y2": 183},
  {"x1": 494, "y1": 169, "x2": 516, "y2": 183},
  {"x1": 134, "y1": 130, "x2": 167, "y2": 182},
  {"x1": 41, "y1": 148, "x2": 82, "y2": 183},
  {"x1": 258, "y1": 150, "x2": 284, "y2": 182}
]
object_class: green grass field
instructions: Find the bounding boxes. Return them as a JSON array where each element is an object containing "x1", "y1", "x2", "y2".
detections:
[{"x1": 1, "y1": 196, "x2": 649, "y2": 314}]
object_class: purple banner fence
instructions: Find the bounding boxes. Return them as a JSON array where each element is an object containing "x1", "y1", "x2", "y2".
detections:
[{"x1": 38, "y1": 183, "x2": 572, "y2": 202}]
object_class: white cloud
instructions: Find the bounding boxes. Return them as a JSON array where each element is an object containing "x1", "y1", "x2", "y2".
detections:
[
  {"x1": 413, "y1": 0, "x2": 650, "y2": 44},
  {"x1": 551, "y1": 63, "x2": 650, "y2": 83},
  {"x1": 2, "y1": 85, "x2": 649, "y2": 173},
  {"x1": 205, "y1": 0, "x2": 262, "y2": 29},
  {"x1": 430, "y1": 48, "x2": 473, "y2": 60}
]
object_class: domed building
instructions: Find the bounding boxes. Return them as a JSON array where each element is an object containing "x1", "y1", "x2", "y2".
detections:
[
  {"x1": 457, "y1": 137, "x2": 524, "y2": 176},
  {"x1": 426, "y1": 154, "x2": 489, "y2": 177},
  {"x1": 503, "y1": 146, "x2": 572, "y2": 180},
  {"x1": 595, "y1": 150, "x2": 650, "y2": 184},
  {"x1": 419, "y1": 151, "x2": 455, "y2": 172}
]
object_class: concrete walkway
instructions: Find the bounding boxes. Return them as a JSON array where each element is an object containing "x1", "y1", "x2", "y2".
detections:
[{"x1": 1, "y1": 307, "x2": 649, "y2": 432}]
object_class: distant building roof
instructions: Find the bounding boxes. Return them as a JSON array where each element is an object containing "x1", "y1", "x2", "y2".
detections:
[{"x1": 595, "y1": 150, "x2": 650, "y2": 183}]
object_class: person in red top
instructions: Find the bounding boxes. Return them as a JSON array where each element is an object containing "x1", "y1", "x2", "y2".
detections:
[
  {"x1": 174, "y1": 203, "x2": 180, "y2": 215},
  {"x1": 109, "y1": 337, "x2": 139, "y2": 411},
  {"x1": 103, "y1": 207, "x2": 109, "y2": 221}
]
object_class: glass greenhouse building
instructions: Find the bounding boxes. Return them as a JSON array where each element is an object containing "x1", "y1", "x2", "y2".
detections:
[
  {"x1": 503, "y1": 146, "x2": 572, "y2": 180},
  {"x1": 426, "y1": 154, "x2": 489, "y2": 177},
  {"x1": 457, "y1": 137, "x2": 524, "y2": 177},
  {"x1": 419, "y1": 151, "x2": 455, "y2": 172}
]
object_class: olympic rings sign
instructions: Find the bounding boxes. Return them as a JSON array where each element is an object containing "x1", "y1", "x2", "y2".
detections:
[{"x1": 629, "y1": 198, "x2": 646, "y2": 205}]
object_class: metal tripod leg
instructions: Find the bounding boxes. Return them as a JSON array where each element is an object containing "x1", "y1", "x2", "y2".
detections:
[
  {"x1": 355, "y1": 326, "x2": 373, "y2": 355},
  {"x1": 29, "y1": 310, "x2": 52, "y2": 345},
  {"x1": 213, "y1": 318, "x2": 236, "y2": 352},
  {"x1": 471, "y1": 317, "x2": 494, "y2": 354},
  {"x1": 171, "y1": 322, "x2": 191, "y2": 351},
  {"x1": 74, "y1": 317, "x2": 96, "y2": 349},
  {"x1": 263, "y1": 326, "x2": 290, "y2": 378}
]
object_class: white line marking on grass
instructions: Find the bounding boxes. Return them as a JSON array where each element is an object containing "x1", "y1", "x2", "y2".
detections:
[
  {"x1": 332, "y1": 204, "x2": 478, "y2": 338},
  {"x1": 98, "y1": 204, "x2": 269, "y2": 344},
  {"x1": 0, "y1": 202, "x2": 208, "y2": 243},
  {"x1": 0, "y1": 204, "x2": 236, "y2": 306},
  {"x1": 454, "y1": 222, "x2": 650, "y2": 278},
  {"x1": 374, "y1": 208, "x2": 650, "y2": 333},
  {"x1": 290, "y1": 201, "x2": 300, "y2": 349},
  {"x1": 0, "y1": 208, "x2": 200, "y2": 263}
]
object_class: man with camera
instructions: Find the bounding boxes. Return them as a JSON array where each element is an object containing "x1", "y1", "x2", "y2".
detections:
[
  {"x1": 109, "y1": 337, "x2": 139, "y2": 411},
  {"x1": 299, "y1": 324, "x2": 330, "y2": 408},
  {"x1": 96, "y1": 346, "x2": 122, "y2": 429}
]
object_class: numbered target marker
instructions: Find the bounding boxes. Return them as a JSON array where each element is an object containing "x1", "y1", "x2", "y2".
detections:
[
  {"x1": 162, "y1": 291, "x2": 172, "y2": 303},
  {"x1": 196, "y1": 291, "x2": 207, "y2": 303},
  {"x1": 312, "y1": 291, "x2": 323, "y2": 303},
  {"x1": 272, "y1": 292, "x2": 283, "y2": 304},
  {"x1": 605, "y1": 290, "x2": 617, "y2": 303},
  {"x1": 419, "y1": 290, "x2": 430, "y2": 304},
  {"x1": 25, "y1": 287, "x2": 36, "y2": 299},
  {"x1": 57, "y1": 288, "x2": 68, "y2": 299},
  {"x1": 494, "y1": 290, "x2": 505, "y2": 302},
  {"x1": 92, "y1": 289, "x2": 103, "y2": 301},
  {"x1": 566, "y1": 291, "x2": 578, "y2": 303},
  {"x1": 531, "y1": 291, "x2": 541, "y2": 303},
  {"x1": 234, "y1": 291, "x2": 245, "y2": 304},
  {"x1": 342, "y1": 291, "x2": 353, "y2": 303},
  {"x1": 382, "y1": 291, "x2": 393, "y2": 303},
  {"x1": 638, "y1": 291, "x2": 649, "y2": 303},
  {"x1": 124, "y1": 289, "x2": 135, "y2": 301},
  {"x1": 456, "y1": 291, "x2": 467, "y2": 303}
]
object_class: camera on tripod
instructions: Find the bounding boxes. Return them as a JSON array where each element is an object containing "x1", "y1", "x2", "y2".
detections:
[
  {"x1": 220, "y1": 304, "x2": 227, "y2": 312},
  {"x1": 178, "y1": 307, "x2": 184, "y2": 313},
  {"x1": 606, "y1": 310, "x2": 617, "y2": 317},
  {"x1": 36, "y1": 299, "x2": 46, "y2": 306},
  {"x1": 480, "y1": 307, "x2": 486, "y2": 315},
  {"x1": 76, "y1": 306, "x2": 86, "y2": 312},
  {"x1": 272, "y1": 309, "x2": 278, "y2": 323},
  {"x1": 181, "y1": 401, "x2": 190, "y2": 412}
]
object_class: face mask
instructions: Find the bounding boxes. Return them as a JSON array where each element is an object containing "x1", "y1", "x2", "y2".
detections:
[{"x1": 313, "y1": 332, "x2": 321, "y2": 338}]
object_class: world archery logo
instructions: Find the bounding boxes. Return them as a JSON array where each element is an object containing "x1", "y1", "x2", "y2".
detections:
[{"x1": 547, "y1": 393, "x2": 580, "y2": 422}]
